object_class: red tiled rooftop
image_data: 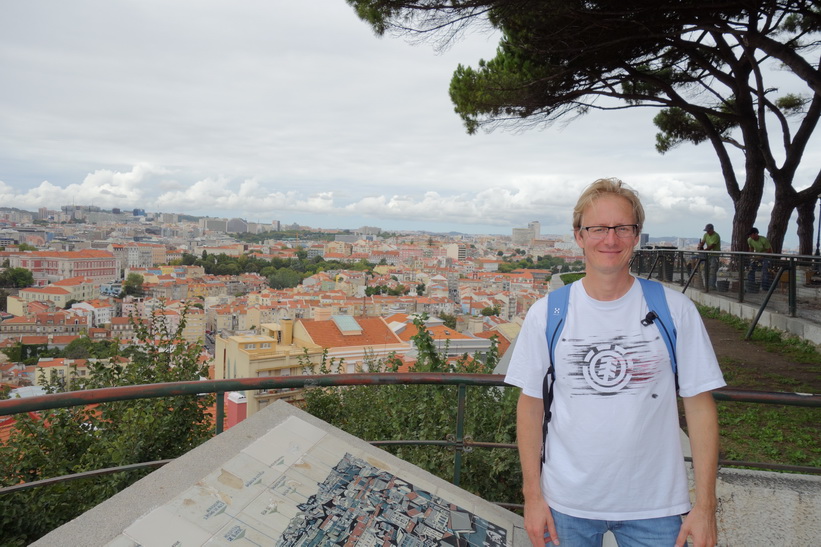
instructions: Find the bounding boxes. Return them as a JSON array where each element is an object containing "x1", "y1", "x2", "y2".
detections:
[{"x1": 299, "y1": 316, "x2": 403, "y2": 348}]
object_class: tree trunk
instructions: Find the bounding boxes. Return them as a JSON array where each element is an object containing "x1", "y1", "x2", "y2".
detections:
[
  {"x1": 767, "y1": 198, "x2": 795, "y2": 254},
  {"x1": 796, "y1": 198, "x2": 818, "y2": 256},
  {"x1": 732, "y1": 191, "x2": 761, "y2": 252}
]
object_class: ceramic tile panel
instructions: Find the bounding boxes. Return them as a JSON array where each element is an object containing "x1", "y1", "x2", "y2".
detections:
[
  {"x1": 43, "y1": 402, "x2": 523, "y2": 547},
  {"x1": 122, "y1": 506, "x2": 213, "y2": 545}
]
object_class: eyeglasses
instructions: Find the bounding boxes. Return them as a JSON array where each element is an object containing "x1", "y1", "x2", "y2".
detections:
[{"x1": 581, "y1": 224, "x2": 638, "y2": 239}]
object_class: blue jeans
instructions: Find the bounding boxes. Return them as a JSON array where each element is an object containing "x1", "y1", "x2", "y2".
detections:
[{"x1": 546, "y1": 508, "x2": 683, "y2": 546}]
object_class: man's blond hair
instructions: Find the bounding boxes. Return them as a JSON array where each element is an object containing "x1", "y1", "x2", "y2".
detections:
[{"x1": 572, "y1": 178, "x2": 645, "y2": 232}]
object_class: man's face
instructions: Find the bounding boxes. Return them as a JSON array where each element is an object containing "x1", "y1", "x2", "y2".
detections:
[
  {"x1": 574, "y1": 194, "x2": 639, "y2": 276},
  {"x1": 750, "y1": 233, "x2": 760, "y2": 241}
]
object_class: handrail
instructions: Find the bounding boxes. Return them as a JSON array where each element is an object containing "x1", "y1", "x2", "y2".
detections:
[
  {"x1": 1, "y1": 374, "x2": 818, "y2": 497},
  {"x1": 3, "y1": 375, "x2": 819, "y2": 417},
  {"x1": 0, "y1": 373, "x2": 502, "y2": 417}
]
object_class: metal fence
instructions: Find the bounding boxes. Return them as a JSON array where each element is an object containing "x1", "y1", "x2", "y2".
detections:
[
  {"x1": 632, "y1": 248, "x2": 821, "y2": 335},
  {"x1": 1, "y1": 374, "x2": 819, "y2": 501}
]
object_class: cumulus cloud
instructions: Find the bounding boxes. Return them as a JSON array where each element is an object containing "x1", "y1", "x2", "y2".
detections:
[{"x1": 0, "y1": 163, "x2": 164, "y2": 210}]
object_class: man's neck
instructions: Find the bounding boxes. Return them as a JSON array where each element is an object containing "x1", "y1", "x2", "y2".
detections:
[{"x1": 581, "y1": 272, "x2": 634, "y2": 301}]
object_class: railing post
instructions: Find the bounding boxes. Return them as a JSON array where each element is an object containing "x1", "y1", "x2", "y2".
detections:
[
  {"x1": 453, "y1": 383, "x2": 466, "y2": 487},
  {"x1": 789, "y1": 258, "x2": 797, "y2": 317},
  {"x1": 215, "y1": 391, "x2": 224, "y2": 435}
]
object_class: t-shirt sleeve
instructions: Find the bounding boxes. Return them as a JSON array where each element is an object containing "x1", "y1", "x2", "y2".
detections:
[
  {"x1": 665, "y1": 288, "x2": 727, "y2": 397},
  {"x1": 504, "y1": 296, "x2": 550, "y2": 398}
]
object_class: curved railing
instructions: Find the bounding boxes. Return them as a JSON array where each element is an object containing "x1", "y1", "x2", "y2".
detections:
[{"x1": 1, "y1": 374, "x2": 819, "y2": 500}]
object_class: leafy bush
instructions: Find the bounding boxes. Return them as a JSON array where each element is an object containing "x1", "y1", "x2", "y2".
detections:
[
  {"x1": 0, "y1": 306, "x2": 214, "y2": 544},
  {"x1": 301, "y1": 315, "x2": 523, "y2": 506}
]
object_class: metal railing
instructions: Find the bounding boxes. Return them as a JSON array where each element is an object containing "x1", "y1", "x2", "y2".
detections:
[
  {"x1": 632, "y1": 248, "x2": 821, "y2": 337},
  {"x1": 1, "y1": 374, "x2": 819, "y2": 500}
]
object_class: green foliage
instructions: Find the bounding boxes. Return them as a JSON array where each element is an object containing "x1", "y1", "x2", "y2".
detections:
[
  {"x1": 347, "y1": 0, "x2": 821, "y2": 252},
  {"x1": 497, "y1": 254, "x2": 574, "y2": 273},
  {"x1": 439, "y1": 312, "x2": 457, "y2": 329},
  {"x1": 0, "y1": 342, "x2": 53, "y2": 365},
  {"x1": 773, "y1": 93, "x2": 808, "y2": 115},
  {"x1": 653, "y1": 106, "x2": 737, "y2": 153},
  {"x1": 302, "y1": 317, "x2": 523, "y2": 504},
  {"x1": 183, "y1": 247, "x2": 374, "y2": 290},
  {"x1": 693, "y1": 305, "x2": 821, "y2": 468},
  {"x1": 267, "y1": 268, "x2": 303, "y2": 289},
  {"x1": 480, "y1": 305, "x2": 501, "y2": 316},
  {"x1": 559, "y1": 272, "x2": 585, "y2": 284},
  {"x1": 122, "y1": 272, "x2": 144, "y2": 296},
  {"x1": 62, "y1": 337, "x2": 119, "y2": 360},
  {"x1": 697, "y1": 305, "x2": 821, "y2": 365},
  {"x1": 0, "y1": 267, "x2": 34, "y2": 288},
  {"x1": 0, "y1": 305, "x2": 213, "y2": 544}
]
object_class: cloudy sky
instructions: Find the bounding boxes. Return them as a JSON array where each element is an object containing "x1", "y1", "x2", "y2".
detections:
[{"x1": 1, "y1": 1, "x2": 816, "y2": 247}]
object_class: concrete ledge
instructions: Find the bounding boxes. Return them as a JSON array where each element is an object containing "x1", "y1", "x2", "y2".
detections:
[
  {"x1": 666, "y1": 284, "x2": 821, "y2": 347},
  {"x1": 33, "y1": 401, "x2": 527, "y2": 546},
  {"x1": 714, "y1": 467, "x2": 821, "y2": 545}
]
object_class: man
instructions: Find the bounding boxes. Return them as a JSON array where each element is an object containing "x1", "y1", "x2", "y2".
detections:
[
  {"x1": 747, "y1": 227, "x2": 774, "y2": 289},
  {"x1": 698, "y1": 224, "x2": 721, "y2": 290},
  {"x1": 505, "y1": 178, "x2": 725, "y2": 546}
]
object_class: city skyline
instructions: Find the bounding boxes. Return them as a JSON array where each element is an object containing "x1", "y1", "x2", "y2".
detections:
[{"x1": 1, "y1": 2, "x2": 814, "y2": 248}]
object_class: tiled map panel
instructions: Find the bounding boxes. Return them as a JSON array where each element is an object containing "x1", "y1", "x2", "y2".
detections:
[{"x1": 106, "y1": 416, "x2": 514, "y2": 546}]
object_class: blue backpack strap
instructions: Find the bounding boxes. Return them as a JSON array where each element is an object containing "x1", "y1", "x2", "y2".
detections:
[
  {"x1": 541, "y1": 284, "x2": 571, "y2": 463},
  {"x1": 546, "y1": 284, "x2": 571, "y2": 369},
  {"x1": 637, "y1": 278, "x2": 678, "y2": 374}
]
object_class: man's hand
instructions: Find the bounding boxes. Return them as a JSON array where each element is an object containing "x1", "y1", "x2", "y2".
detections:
[
  {"x1": 676, "y1": 504, "x2": 717, "y2": 547},
  {"x1": 524, "y1": 496, "x2": 559, "y2": 546},
  {"x1": 680, "y1": 392, "x2": 720, "y2": 547}
]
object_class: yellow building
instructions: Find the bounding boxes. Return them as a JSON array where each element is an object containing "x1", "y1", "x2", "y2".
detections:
[
  {"x1": 214, "y1": 313, "x2": 409, "y2": 418},
  {"x1": 213, "y1": 320, "x2": 325, "y2": 416}
]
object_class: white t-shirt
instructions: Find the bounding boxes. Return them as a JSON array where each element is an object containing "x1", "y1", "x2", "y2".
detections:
[{"x1": 504, "y1": 278, "x2": 725, "y2": 520}]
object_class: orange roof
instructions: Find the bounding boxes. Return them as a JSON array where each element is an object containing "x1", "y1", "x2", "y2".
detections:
[
  {"x1": 52, "y1": 276, "x2": 96, "y2": 286},
  {"x1": 475, "y1": 330, "x2": 512, "y2": 356},
  {"x1": 2, "y1": 316, "x2": 35, "y2": 324},
  {"x1": 37, "y1": 358, "x2": 88, "y2": 368},
  {"x1": 383, "y1": 312, "x2": 409, "y2": 324},
  {"x1": 299, "y1": 316, "x2": 403, "y2": 348},
  {"x1": 0, "y1": 412, "x2": 40, "y2": 444},
  {"x1": 19, "y1": 286, "x2": 71, "y2": 296},
  {"x1": 20, "y1": 249, "x2": 115, "y2": 259},
  {"x1": 395, "y1": 323, "x2": 473, "y2": 343},
  {"x1": 20, "y1": 335, "x2": 81, "y2": 345}
]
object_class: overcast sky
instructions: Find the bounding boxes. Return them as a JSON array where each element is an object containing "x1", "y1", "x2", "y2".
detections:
[{"x1": 0, "y1": 1, "x2": 816, "y2": 248}]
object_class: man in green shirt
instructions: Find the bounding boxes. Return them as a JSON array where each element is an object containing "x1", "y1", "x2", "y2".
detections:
[
  {"x1": 747, "y1": 227, "x2": 773, "y2": 289},
  {"x1": 698, "y1": 224, "x2": 721, "y2": 289}
]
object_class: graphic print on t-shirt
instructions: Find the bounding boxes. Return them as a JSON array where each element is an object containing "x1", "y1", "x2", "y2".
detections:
[
  {"x1": 582, "y1": 343, "x2": 632, "y2": 392},
  {"x1": 562, "y1": 333, "x2": 664, "y2": 396}
]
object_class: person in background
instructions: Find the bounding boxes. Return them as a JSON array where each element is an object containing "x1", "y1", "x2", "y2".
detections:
[
  {"x1": 698, "y1": 224, "x2": 721, "y2": 290},
  {"x1": 747, "y1": 227, "x2": 774, "y2": 289},
  {"x1": 506, "y1": 178, "x2": 725, "y2": 547}
]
